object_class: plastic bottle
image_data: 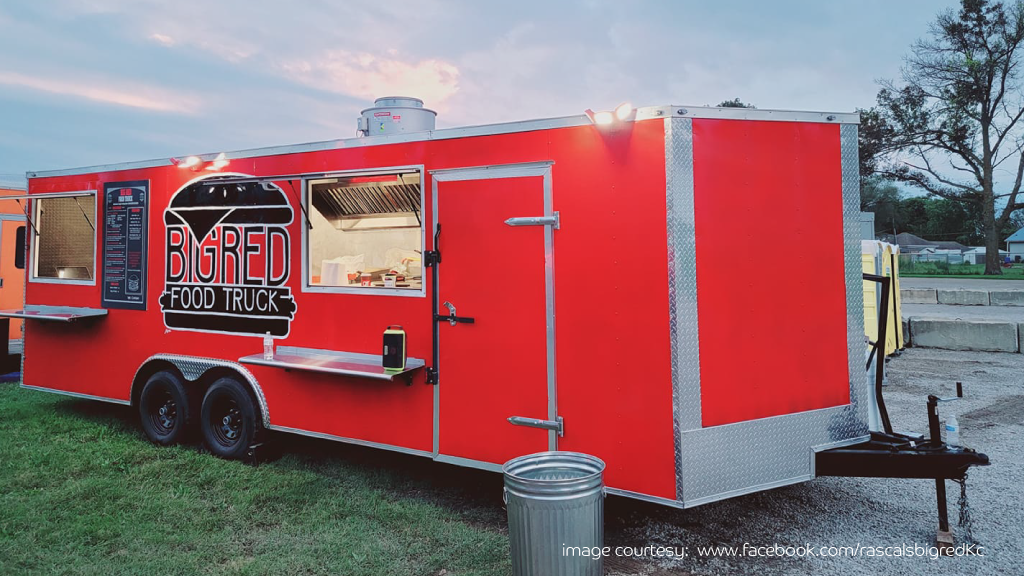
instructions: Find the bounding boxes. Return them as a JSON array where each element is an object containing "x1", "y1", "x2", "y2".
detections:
[
  {"x1": 263, "y1": 332, "x2": 274, "y2": 360},
  {"x1": 944, "y1": 414, "x2": 960, "y2": 447}
]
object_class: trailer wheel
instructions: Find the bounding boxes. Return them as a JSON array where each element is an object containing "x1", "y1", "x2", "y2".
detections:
[
  {"x1": 139, "y1": 370, "x2": 192, "y2": 445},
  {"x1": 200, "y1": 377, "x2": 259, "y2": 460}
]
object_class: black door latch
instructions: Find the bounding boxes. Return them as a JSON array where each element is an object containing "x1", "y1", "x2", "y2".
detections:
[{"x1": 435, "y1": 301, "x2": 475, "y2": 326}]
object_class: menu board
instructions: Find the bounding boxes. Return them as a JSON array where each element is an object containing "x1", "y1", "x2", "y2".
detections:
[{"x1": 102, "y1": 180, "x2": 149, "y2": 310}]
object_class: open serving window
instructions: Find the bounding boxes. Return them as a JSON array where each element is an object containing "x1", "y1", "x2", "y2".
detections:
[
  {"x1": 304, "y1": 168, "x2": 424, "y2": 295},
  {"x1": 31, "y1": 191, "x2": 97, "y2": 284}
]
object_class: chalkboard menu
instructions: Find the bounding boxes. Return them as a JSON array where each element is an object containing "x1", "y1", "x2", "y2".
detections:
[{"x1": 102, "y1": 180, "x2": 149, "y2": 310}]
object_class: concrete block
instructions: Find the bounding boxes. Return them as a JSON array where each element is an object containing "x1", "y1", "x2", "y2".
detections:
[
  {"x1": 909, "y1": 318, "x2": 1017, "y2": 352},
  {"x1": 989, "y1": 290, "x2": 1024, "y2": 306},
  {"x1": 902, "y1": 319, "x2": 911, "y2": 346},
  {"x1": 900, "y1": 288, "x2": 937, "y2": 304},
  {"x1": 936, "y1": 289, "x2": 990, "y2": 306}
]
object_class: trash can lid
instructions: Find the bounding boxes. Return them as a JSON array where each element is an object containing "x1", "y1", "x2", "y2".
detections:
[{"x1": 502, "y1": 451, "x2": 605, "y2": 483}]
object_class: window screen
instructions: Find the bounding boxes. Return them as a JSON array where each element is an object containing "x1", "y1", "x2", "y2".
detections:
[{"x1": 33, "y1": 196, "x2": 96, "y2": 281}]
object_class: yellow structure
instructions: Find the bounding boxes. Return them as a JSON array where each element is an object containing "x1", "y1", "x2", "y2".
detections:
[{"x1": 862, "y1": 241, "x2": 904, "y2": 356}]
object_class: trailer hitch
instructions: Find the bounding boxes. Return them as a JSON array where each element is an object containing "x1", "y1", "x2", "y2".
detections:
[{"x1": 815, "y1": 274, "x2": 990, "y2": 549}]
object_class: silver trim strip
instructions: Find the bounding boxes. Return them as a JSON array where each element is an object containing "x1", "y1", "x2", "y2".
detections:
[
  {"x1": 664, "y1": 105, "x2": 859, "y2": 124},
  {"x1": 433, "y1": 454, "x2": 504, "y2": 473},
  {"x1": 28, "y1": 106, "x2": 858, "y2": 179},
  {"x1": 604, "y1": 487, "x2": 685, "y2": 509},
  {"x1": 20, "y1": 384, "x2": 131, "y2": 405},
  {"x1": 265, "y1": 424, "x2": 432, "y2": 458}
]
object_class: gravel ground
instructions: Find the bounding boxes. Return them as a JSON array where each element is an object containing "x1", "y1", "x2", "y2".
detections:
[
  {"x1": 901, "y1": 277, "x2": 1024, "y2": 290},
  {"x1": 600, "y1": 348, "x2": 1023, "y2": 576}
]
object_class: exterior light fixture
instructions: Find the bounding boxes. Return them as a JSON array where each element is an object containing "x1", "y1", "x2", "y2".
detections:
[
  {"x1": 205, "y1": 152, "x2": 229, "y2": 171},
  {"x1": 585, "y1": 104, "x2": 633, "y2": 127}
]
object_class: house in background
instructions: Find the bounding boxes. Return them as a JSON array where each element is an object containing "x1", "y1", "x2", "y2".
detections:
[
  {"x1": 964, "y1": 246, "x2": 1010, "y2": 265},
  {"x1": 1007, "y1": 228, "x2": 1024, "y2": 262},
  {"x1": 878, "y1": 232, "x2": 968, "y2": 256}
]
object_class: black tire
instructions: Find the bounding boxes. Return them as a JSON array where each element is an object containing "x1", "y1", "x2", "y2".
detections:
[
  {"x1": 200, "y1": 377, "x2": 259, "y2": 460},
  {"x1": 139, "y1": 370, "x2": 192, "y2": 445}
]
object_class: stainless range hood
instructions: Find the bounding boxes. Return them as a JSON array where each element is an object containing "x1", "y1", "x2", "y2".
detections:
[{"x1": 310, "y1": 172, "x2": 421, "y2": 230}]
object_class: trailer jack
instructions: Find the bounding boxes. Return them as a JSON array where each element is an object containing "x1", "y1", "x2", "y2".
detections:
[{"x1": 816, "y1": 274, "x2": 990, "y2": 551}]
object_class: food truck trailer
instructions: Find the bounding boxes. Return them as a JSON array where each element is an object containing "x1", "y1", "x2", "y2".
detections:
[{"x1": 12, "y1": 98, "x2": 987, "y2": 516}]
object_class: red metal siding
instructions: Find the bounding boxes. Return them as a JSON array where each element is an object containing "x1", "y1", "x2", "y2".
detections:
[
  {"x1": 25, "y1": 120, "x2": 678, "y2": 500},
  {"x1": 692, "y1": 119, "x2": 850, "y2": 427}
]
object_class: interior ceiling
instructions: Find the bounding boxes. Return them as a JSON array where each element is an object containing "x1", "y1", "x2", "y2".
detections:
[{"x1": 312, "y1": 181, "x2": 420, "y2": 221}]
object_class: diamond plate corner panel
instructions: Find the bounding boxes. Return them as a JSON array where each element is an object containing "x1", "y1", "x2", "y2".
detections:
[
  {"x1": 674, "y1": 121, "x2": 870, "y2": 507},
  {"x1": 840, "y1": 123, "x2": 869, "y2": 426},
  {"x1": 665, "y1": 117, "x2": 700, "y2": 503}
]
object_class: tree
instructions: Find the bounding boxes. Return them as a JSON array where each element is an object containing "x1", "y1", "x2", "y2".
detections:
[
  {"x1": 716, "y1": 98, "x2": 756, "y2": 108},
  {"x1": 876, "y1": 0, "x2": 1024, "y2": 273},
  {"x1": 857, "y1": 107, "x2": 895, "y2": 182}
]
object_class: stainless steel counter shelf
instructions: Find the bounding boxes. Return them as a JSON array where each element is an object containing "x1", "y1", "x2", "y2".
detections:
[
  {"x1": 239, "y1": 346, "x2": 425, "y2": 383},
  {"x1": 0, "y1": 305, "x2": 108, "y2": 322}
]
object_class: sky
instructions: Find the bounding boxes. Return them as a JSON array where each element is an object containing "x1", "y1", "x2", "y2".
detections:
[{"x1": 0, "y1": 0, "x2": 960, "y2": 188}]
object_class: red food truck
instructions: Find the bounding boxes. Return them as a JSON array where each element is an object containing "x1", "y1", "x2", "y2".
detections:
[{"x1": 11, "y1": 98, "x2": 986, "y2": 513}]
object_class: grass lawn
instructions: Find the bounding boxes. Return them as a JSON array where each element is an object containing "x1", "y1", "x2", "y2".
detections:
[{"x1": 0, "y1": 382, "x2": 511, "y2": 576}]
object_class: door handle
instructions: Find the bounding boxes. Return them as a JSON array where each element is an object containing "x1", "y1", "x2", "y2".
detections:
[
  {"x1": 435, "y1": 301, "x2": 475, "y2": 326},
  {"x1": 508, "y1": 416, "x2": 564, "y2": 437},
  {"x1": 505, "y1": 211, "x2": 559, "y2": 229}
]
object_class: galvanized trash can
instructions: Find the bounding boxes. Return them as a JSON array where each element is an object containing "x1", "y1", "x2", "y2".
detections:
[{"x1": 503, "y1": 451, "x2": 606, "y2": 576}]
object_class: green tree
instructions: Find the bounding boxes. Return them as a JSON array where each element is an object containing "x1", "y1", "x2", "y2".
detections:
[
  {"x1": 876, "y1": 0, "x2": 1024, "y2": 273},
  {"x1": 861, "y1": 177, "x2": 903, "y2": 235},
  {"x1": 716, "y1": 98, "x2": 755, "y2": 108}
]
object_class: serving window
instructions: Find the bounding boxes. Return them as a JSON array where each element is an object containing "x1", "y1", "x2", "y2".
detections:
[
  {"x1": 32, "y1": 194, "x2": 97, "y2": 283},
  {"x1": 306, "y1": 170, "x2": 423, "y2": 292}
]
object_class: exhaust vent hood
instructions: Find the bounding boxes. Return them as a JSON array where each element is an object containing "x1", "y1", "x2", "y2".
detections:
[{"x1": 310, "y1": 172, "x2": 421, "y2": 230}]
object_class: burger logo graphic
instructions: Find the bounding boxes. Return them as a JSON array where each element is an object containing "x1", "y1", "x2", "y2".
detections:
[{"x1": 160, "y1": 176, "x2": 297, "y2": 337}]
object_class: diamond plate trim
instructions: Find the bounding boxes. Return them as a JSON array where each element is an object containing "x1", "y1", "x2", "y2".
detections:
[
  {"x1": 840, "y1": 123, "x2": 869, "y2": 427},
  {"x1": 132, "y1": 354, "x2": 271, "y2": 427},
  {"x1": 673, "y1": 122, "x2": 869, "y2": 507},
  {"x1": 665, "y1": 117, "x2": 700, "y2": 503}
]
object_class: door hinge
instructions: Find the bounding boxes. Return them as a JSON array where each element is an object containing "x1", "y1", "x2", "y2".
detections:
[
  {"x1": 424, "y1": 250, "x2": 441, "y2": 267},
  {"x1": 507, "y1": 415, "x2": 564, "y2": 437},
  {"x1": 504, "y1": 211, "x2": 559, "y2": 229},
  {"x1": 425, "y1": 367, "x2": 438, "y2": 385}
]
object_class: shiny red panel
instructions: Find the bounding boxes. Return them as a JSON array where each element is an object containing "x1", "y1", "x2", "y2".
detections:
[{"x1": 692, "y1": 119, "x2": 850, "y2": 427}]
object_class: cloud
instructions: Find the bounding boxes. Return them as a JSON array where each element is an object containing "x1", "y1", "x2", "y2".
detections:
[
  {"x1": 0, "y1": 71, "x2": 199, "y2": 113},
  {"x1": 277, "y1": 51, "x2": 460, "y2": 109},
  {"x1": 149, "y1": 33, "x2": 175, "y2": 47}
]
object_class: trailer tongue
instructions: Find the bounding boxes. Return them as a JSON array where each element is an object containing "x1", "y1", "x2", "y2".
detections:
[{"x1": 816, "y1": 273, "x2": 990, "y2": 548}]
